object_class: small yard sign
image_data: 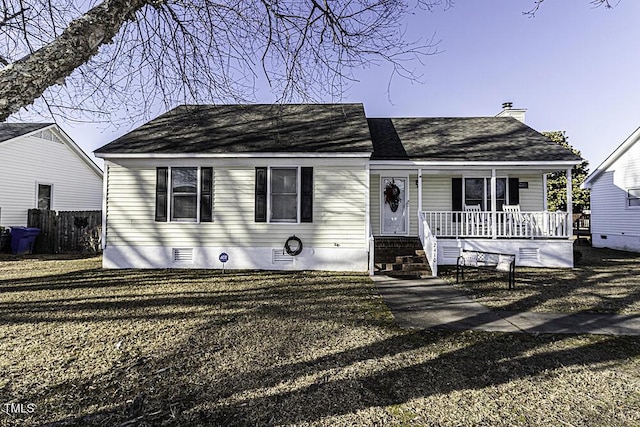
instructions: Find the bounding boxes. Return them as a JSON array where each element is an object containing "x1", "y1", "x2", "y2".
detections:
[{"x1": 219, "y1": 252, "x2": 229, "y2": 273}]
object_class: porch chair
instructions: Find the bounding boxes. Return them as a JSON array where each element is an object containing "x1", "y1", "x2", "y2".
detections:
[
  {"x1": 502, "y1": 204, "x2": 533, "y2": 237},
  {"x1": 463, "y1": 204, "x2": 483, "y2": 235}
]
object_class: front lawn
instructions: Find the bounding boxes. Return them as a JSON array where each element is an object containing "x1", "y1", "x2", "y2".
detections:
[
  {"x1": 440, "y1": 246, "x2": 640, "y2": 314},
  {"x1": 1, "y1": 255, "x2": 639, "y2": 426}
]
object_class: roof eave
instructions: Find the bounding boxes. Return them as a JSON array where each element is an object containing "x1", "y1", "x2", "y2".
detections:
[
  {"x1": 95, "y1": 152, "x2": 373, "y2": 159},
  {"x1": 583, "y1": 125, "x2": 640, "y2": 188}
]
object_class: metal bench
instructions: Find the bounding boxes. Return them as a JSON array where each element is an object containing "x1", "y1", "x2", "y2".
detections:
[{"x1": 456, "y1": 250, "x2": 516, "y2": 289}]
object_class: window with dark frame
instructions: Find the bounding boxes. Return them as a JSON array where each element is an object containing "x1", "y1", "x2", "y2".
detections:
[
  {"x1": 628, "y1": 188, "x2": 640, "y2": 207},
  {"x1": 37, "y1": 184, "x2": 52, "y2": 210},
  {"x1": 155, "y1": 167, "x2": 213, "y2": 222},
  {"x1": 255, "y1": 167, "x2": 313, "y2": 223},
  {"x1": 464, "y1": 178, "x2": 507, "y2": 210}
]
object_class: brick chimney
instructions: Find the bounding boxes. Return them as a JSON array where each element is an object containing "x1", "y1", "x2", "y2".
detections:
[{"x1": 496, "y1": 101, "x2": 526, "y2": 123}]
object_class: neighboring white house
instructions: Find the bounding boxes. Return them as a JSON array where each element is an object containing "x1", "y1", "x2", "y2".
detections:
[
  {"x1": 95, "y1": 103, "x2": 581, "y2": 272},
  {"x1": 583, "y1": 126, "x2": 640, "y2": 252},
  {"x1": 0, "y1": 123, "x2": 103, "y2": 227}
]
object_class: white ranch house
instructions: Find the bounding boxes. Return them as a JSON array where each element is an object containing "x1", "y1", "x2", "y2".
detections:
[
  {"x1": 584, "y1": 125, "x2": 640, "y2": 252},
  {"x1": 0, "y1": 123, "x2": 103, "y2": 227},
  {"x1": 95, "y1": 103, "x2": 581, "y2": 273}
]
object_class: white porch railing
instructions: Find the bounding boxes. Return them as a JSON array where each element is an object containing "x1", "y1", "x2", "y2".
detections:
[
  {"x1": 418, "y1": 211, "x2": 438, "y2": 276},
  {"x1": 421, "y1": 211, "x2": 571, "y2": 239}
]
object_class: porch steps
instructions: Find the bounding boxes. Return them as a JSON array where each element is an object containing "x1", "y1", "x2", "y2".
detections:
[{"x1": 375, "y1": 251, "x2": 432, "y2": 279}]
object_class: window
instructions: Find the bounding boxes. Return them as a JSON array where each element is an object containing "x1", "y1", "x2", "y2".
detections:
[
  {"x1": 453, "y1": 177, "x2": 519, "y2": 211},
  {"x1": 271, "y1": 168, "x2": 298, "y2": 222},
  {"x1": 37, "y1": 184, "x2": 52, "y2": 210},
  {"x1": 171, "y1": 168, "x2": 197, "y2": 221},
  {"x1": 155, "y1": 167, "x2": 213, "y2": 222},
  {"x1": 255, "y1": 167, "x2": 313, "y2": 223},
  {"x1": 464, "y1": 178, "x2": 507, "y2": 210},
  {"x1": 628, "y1": 188, "x2": 640, "y2": 207}
]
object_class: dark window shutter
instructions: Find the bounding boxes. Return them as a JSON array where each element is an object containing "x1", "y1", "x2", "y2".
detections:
[
  {"x1": 200, "y1": 167, "x2": 213, "y2": 222},
  {"x1": 452, "y1": 178, "x2": 463, "y2": 211},
  {"x1": 255, "y1": 167, "x2": 267, "y2": 222},
  {"x1": 156, "y1": 167, "x2": 168, "y2": 222},
  {"x1": 301, "y1": 167, "x2": 313, "y2": 222},
  {"x1": 508, "y1": 178, "x2": 520, "y2": 205}
]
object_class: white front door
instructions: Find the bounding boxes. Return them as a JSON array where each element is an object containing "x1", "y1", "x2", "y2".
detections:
[{"x1": 381, "y1": 177, "x2": 409, "y2": 235}]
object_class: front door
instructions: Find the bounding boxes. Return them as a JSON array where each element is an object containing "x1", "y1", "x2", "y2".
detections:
[{"x1": 381, "y1": 177, "x2": 409, "y2": 235}]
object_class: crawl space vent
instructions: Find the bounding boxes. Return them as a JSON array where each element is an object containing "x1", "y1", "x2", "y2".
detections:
[
  {"x1": 172, "y1": 248, "x2": 194, "y2": 262},
  {"x1": 442, "y1": 247, "x2": 461, "y2": 259},
  {"x1": 272, "y1": 249, "x2": 294, "y2": 263},
  {"x1": 519, "y1": 247, "x2": 540, "y2": 262}
]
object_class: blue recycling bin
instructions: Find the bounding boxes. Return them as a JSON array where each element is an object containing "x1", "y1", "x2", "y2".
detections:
[{"x1": 10, "y1": 227, "x2": 40, "y2": 255}]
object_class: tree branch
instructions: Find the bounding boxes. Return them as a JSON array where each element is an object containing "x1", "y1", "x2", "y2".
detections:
[{"x1": 0, "y1": 0, "x2": 149, "y2": 121}]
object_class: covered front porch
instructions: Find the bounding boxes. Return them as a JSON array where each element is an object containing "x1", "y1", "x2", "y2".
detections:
[{"x1": 368, "y1": 163, "x2": 576, "y2": 276}]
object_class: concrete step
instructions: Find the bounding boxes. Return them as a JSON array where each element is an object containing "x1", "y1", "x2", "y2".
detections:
[{"x1": 379, "y1": 269, "x2": 433, "y2": 279}]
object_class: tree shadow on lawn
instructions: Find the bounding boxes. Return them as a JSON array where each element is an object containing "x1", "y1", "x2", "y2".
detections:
[
  {"x1": 441, "y1": 246, "x2": 640, "y2": 314},
  {"x1": 3, "y1": 266, "x2": 639, "y2": 426},
  {"x1": 35, "y1": 321, "x2": 640, "y2": 427}
]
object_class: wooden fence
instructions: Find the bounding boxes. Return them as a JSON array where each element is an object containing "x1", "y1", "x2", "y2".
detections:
[{"x1": 27, "y1": 209, "x2": 102, "y2": 254}]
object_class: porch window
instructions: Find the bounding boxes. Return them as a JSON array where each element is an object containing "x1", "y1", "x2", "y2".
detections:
[
  {"x1": 628, "y1": 188, "x2": 640, "y2": 207},
  {"x1": 255, "y1": 167, "x2": 313, "y2": 223},
  {"x1": 464, "y1": 178, "x2": 507, "y2": 210},
  {"x1": 155, "y1": 167, "x2": 213, "y2": 222},
  {"x1": 453, "y1": 177, "x2": 518, "y2": 211}
]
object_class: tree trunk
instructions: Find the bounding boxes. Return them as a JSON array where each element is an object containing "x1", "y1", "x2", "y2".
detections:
[{"x1": 0, "y1": 0, "x2": 149, "y2": 121}]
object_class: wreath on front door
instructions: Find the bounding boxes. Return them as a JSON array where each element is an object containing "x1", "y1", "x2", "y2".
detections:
[{"x1": 384, "y1": 179, "x2": 401, "y2": 212}]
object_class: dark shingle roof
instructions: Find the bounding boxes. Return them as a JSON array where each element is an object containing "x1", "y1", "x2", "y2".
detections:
[
  {"x1": 95, "y1": 104, "x2": 373, "y2": 154},
  {"x1": 0, "y1": 123, "x2": 53, "y2": 143},
  {"x1": 95, "y1": 104, "x2": 581, "y2": 163},
  {"x1": 368, "y1": 117, "x2": 582, "y2": 162}
]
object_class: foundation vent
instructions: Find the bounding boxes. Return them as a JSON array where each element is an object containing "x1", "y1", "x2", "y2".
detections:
[
  {"x1": 173, "y1": 248, "x2": 194, "y2": 262},
  {"x1": 272, "y1": 249, "x2": 294, "y2": 263},
  {"x1": 519, "y1": 247, "x2": 540, "y2": 262},
  {"x1": 442, "y1": 246, "x2": 461, "y2": 259}
]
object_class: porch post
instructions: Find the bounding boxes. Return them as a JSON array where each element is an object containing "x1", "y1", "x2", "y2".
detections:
[
  {"x1": 418, "y1": 169, "x2": 423, "y2": 213},
  {"x1": 491, "y1": 169, "x2": 497, "y2": 239},
  {"x1": 566, "y1": 168, "x2": 573, "y2": 236},
  {"x1": 542, "y1": 173, "x2": 548, "y2": 211}
]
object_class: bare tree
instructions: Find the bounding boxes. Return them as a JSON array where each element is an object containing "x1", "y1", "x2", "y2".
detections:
[
  {"x1": 0, "y1": 0, "x2": 451, "y2": 123},
  {"x1": 0, "y1": 0, "x2": 620, "y2": 123}
]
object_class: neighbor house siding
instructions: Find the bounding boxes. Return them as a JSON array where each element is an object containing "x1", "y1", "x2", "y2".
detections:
[
  {"x1": 0, "y1": 133, "x2": 103, "y2": 227},
  {"x1": 105, "y1": 160, "x2": 367, "y2": 249},
  {"x1": 593, "y1": 141, "x2": 640, "y2": 236}
]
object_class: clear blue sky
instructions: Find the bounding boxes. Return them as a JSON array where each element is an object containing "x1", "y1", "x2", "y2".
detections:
[{"x1": 29, "y1": 1, "x2": 640, "y2": 171}]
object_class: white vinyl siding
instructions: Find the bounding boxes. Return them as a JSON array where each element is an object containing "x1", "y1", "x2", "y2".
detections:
[
  {"x1": 0, "y1": 132, "x2": 102, "y2": 227},
  {"x1": 422, "y1": 176, "x2": 451, "y2": 211},
  {"x1": 591, "y1": 172, "x2": 640, "y2": 237},
  {"x1": 105, "y1": 161, "x2": 367, "y2": 248},
  {"x1": 518, "y1": 175, "x2": 544, "y2": 212},
  {"x1": 590, "y1": 137, "x2": 640, "y2": 238}
]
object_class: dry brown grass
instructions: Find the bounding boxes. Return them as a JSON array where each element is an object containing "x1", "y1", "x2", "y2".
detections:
[
  {"x1": 0, "y1": 255, "x2": 639, "y2": 426},
  {"x1": 440, "y1": 245, "x2": 640, "y2": 315}
]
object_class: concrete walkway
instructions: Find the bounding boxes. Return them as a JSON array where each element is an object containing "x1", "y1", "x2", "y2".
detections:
[{"x1": 373, "y1": 275, "x2": 640, "y2": 336}]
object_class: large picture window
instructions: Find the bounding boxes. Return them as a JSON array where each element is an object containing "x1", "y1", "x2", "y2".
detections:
[
  {"x1": 255, "y1": 167, "x2": 313, "y2": 223},
  {"x1": 155, "y1": 167, "x2": 213, "y2": 222}
]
